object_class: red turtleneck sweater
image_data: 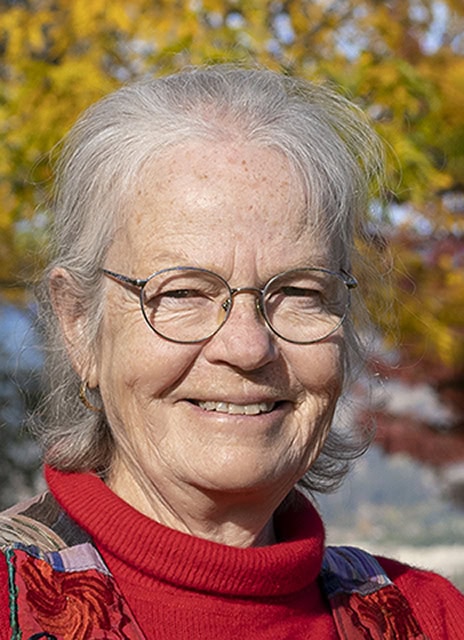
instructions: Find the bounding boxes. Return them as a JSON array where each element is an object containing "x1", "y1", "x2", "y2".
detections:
[{"x1": 1, "y1": 466, "x2": 463, "y2": 638}]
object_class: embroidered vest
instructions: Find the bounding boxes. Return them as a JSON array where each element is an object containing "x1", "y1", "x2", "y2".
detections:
[{"x1": 0, "y1": 492, "x2": 428, "y2": 640}]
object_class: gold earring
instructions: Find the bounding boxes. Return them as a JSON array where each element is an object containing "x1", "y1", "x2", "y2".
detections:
[{"x1": 79, "y1": 381, "x2": 102, "y2": 413}]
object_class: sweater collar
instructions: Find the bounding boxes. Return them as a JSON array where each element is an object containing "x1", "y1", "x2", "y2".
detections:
[{"x1": 46, "y1": 465, "x2": 325, "y2": 598}]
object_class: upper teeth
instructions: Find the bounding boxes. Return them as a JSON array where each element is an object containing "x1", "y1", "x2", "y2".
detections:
[{"x1": 197, "y1": 401, "x2": 275, "y2": 415}]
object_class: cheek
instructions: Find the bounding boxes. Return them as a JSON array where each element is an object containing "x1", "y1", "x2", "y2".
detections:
[
  {"x1": 96, "y1": 310, "x2": 201, "y2": 401},
  {"x1": 291, "y1": 342, "x2": 345, "y2": 473},
  {"x1": 130, "y1": 343, "x2": 200, "y2": 397},
  {"x1": 292, "y1": 339, "x2": 345, "y2": 397}
]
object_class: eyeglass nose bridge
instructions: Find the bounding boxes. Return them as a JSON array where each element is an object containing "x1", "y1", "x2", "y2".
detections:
[{"x1": 222, "y1": 285, "x2": 265, "y2": 320}]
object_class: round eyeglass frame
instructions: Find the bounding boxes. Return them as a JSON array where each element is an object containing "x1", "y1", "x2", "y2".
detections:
[{"x1": 102, "y1": 265, "x2": 358, "y2": 345}]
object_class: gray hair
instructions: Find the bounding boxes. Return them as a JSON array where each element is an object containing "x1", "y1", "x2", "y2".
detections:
[{"x1": 35, "y1": 64, "x2": 384, "y2": 493}]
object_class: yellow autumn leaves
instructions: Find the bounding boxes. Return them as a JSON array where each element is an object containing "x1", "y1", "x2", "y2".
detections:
[{"x1": 0, "y1": 0, "x2": 463, "y2": 369}]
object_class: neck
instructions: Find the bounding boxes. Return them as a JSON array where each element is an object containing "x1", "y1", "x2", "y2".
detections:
[{"x1": 106, "y1": 461, "x2": 284, "y2": 548}]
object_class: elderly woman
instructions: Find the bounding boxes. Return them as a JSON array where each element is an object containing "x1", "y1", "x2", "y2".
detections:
[{"x1": 0, "y1": 66, "x2": 462, "y2": 639}]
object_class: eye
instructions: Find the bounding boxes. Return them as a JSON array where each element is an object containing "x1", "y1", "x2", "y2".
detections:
[
  {"x1": 279, "y1": 287, "x2": 323, "y2": 311},
  {"x1": 265, "y1": 278, "x2": 327, "y2": 317},
  {"x1": 143, "y1": 275, "x2": 224, "y2": 306},
  {"x1": 281, "y1": 286, "x2": 321, "y2": 298},
  {"x1": 160, "y1": 288, "x2": 206, "y2": 299},
  {"x1": 144, "y1": 288, "x2": 211, "y2": 309}
]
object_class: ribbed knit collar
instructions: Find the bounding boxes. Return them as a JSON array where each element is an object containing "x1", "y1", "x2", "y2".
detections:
[{"x1": 46, "y1": 466, "x2": 325, "y2": 599}]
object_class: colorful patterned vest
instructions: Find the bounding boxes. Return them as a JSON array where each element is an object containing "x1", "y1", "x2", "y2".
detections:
[{"x1": 0, "y1": 492, "x2": 428, "y2": 639}]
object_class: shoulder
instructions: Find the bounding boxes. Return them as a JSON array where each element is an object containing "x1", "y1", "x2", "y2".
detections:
[
  {"x1": 377, "y1": 555, "x2": 464, "y2": 638},
  {"x1": 0, "y1": 495, "x2": 114, "y2": 639},
  {"x1": 0, "y1": 490, "x2": 91, "y2": 552},
  {"x1": 377, "y1": 554, "x2": 463, "y2": 599},
  {"x1": 0, "y1": 491, "x2": 66, "y2": 550}
]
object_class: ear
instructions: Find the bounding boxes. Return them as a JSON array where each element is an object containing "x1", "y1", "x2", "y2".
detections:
[{"x1": 49, "y1": 267, "x2": 99, "y2": 388}]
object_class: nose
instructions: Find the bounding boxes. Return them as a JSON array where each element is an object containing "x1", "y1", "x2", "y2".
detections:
[{"x1": 203, "y1": 290, "x2": 278, "y2": 371}]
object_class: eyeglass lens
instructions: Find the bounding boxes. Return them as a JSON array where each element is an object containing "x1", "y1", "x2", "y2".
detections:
[{"x1": 140, "y1": 268, "x2": 350, "y2": 344}]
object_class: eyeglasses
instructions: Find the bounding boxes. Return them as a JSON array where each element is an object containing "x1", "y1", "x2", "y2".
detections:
[{"x1": 102, "y1": 266, "x2": 357, "y2": 344}]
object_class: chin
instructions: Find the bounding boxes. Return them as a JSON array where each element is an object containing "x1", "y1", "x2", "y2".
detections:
[{"x1": 193, "y1": 464, "x2": 294, "y2": 498}]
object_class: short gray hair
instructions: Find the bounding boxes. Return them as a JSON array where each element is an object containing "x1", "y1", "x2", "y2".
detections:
[{"x1": 35, "y1": 64, "x2": 384, "y2": 492}]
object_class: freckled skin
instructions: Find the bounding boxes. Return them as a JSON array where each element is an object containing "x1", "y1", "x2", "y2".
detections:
[{"x1": 90, "y1": 141, "x2": 344, "y2": 546}]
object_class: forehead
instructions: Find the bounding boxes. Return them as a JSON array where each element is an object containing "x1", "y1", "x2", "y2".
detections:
[{"x1": 109, "y1": 141, "x2": 335, "y2": 274}]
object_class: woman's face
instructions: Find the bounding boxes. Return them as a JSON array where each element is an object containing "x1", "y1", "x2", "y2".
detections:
[{"x1": 92, "y1": 141, "x2": 344, "y2": 509}]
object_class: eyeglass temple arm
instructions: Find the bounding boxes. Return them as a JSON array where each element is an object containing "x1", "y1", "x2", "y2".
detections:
[{"x1": 102, "y1": 268, "x2": 146, "y2": 288}]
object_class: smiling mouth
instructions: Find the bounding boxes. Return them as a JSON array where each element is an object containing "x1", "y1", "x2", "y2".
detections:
[{"x1": 191, "y1": 400, "x2": 277, "y2": 415}]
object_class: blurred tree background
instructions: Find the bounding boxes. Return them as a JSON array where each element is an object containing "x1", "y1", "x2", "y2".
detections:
[{"x1": 0, "y1": 0, "x2": 463, "y2": 508}]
